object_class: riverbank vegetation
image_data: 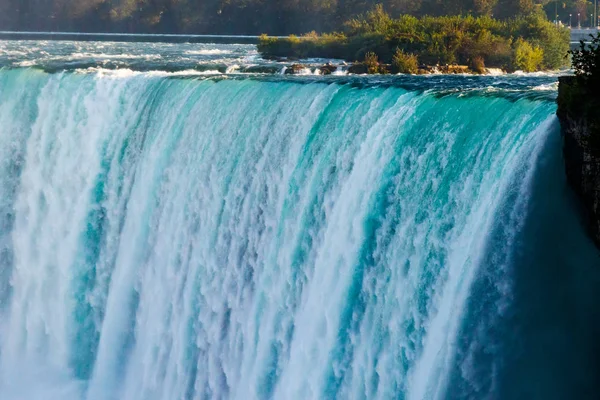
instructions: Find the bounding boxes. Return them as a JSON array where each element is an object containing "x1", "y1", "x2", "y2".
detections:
[
  {"x1": 558, "y1": 34, "x2": 600, "y2": 150},
  {"x1": 258, "y1": 6, "x2": 570, "y2": 73},
  {"x1": 0, "y1": 0, "x2": 586, "y2": 36}
]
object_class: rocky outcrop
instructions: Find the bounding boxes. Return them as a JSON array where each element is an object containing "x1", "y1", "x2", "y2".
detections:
[
  {"x1": 319, "y1": 63, "x2": 338, "y2": 75},
  {"x1": 557, "y1": 76, "x2": 600, "y2": 248},
  {"x1": 285, "y1": 64, "x2": 307, "y2": 74},
  {"x1": 438, "y1": 64, "x2": 471, "y2": 74}
]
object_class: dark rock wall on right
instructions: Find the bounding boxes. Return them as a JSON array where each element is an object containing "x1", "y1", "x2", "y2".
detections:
[{"x1": 557, "y1": 76, "x2": 600, "y2": 249}]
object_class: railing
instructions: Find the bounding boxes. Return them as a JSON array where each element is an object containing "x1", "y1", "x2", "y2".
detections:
[{"x1": 571, "y1": 28, "x2": 600, "y2": 42}]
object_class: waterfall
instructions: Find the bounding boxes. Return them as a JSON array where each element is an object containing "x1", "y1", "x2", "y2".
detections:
[{"x1": 0, "y1": 68, "x2": 598, "y2": 400}]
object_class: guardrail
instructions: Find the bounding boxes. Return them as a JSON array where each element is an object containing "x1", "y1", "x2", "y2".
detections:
[{"x1": 571, "y1": 28, "x2": 600, "y2": 42}]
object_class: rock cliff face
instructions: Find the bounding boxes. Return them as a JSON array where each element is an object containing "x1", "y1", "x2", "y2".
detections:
[{"x1": 557, "y1": 76, "x2": 600, "y2": 248}]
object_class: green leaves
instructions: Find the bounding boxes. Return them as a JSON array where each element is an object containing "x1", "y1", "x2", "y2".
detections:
[
  {"x1": 514, "y1": 38, "x2": 544, "y2": 71},
  {"x1": 570, "y1": 34, "x2": 600, "y2": 78},
  {"x1": 392, "y1": 48, "x2": 419, "y2": 73},
  {"x1": 1, "y1": 0, "x2": 579, "y2": 36}
]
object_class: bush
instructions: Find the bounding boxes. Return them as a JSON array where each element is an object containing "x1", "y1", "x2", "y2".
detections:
[
  {"x1": 569, "y1": 34, "x2": 600, "y2": 94},
  {"x1": 344, "y1": 4, "x2": 394, "y2": 36},
  {"x1": 457, "y1": 29, "x2": 511, "y2": 69},
  {"x1": 506, "y1": 13, "x2": 570, "y2": 69},
  {"x1": 392, "y1": 48, "x2": 419, "y2": 73},
  {"x1": 561, "y1": 36, "x2": 600, "y2": 153},
  {"x1": 470, "y1": 56, "x2": 486, "y2": 74},
  {"x1": 348, "y1": 32, "x2": 391, "y2": 61},
  {"x1": 570, "y1": 34, "x2": 600, "y2": 79},
  {"x1": 364, "y1": 52, "x2": 382, "y2": 74},
  {"x1": 514, "y1": 38, "x2": 544, "y2": 72}
]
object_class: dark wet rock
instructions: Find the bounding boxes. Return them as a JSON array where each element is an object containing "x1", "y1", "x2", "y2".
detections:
[
  {"x1": 284, "y1": 64, "x2": 305, "y2": 74},
  {"x1": 319, "y1": 63, "x2": 337, "y2": 75},
  {"x1": 348, "y1": 63, "x2": 368, "y2": 74},
  {"x1": 240, "y1": 65, "x2": 281, "y2": 74},
  {"x1": 557, "y1": 75, "x2": 600, "y2": 249},
  {"x1": 438, "y1": 64, "x2": 470, "y2": 74}
]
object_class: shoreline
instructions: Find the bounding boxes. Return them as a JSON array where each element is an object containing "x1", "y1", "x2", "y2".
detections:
[
  {"x1": 0, "y1": 31, "x2": 270, "y2": 44},
  {"x1": 280, "y1": 62, "x2": 550, "y2": 76},
  {"x1": 258, "y1": 12, "x2": 570, "y2": 75}
]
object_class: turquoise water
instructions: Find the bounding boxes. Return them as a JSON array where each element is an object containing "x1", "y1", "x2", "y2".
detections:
[{"x1": 0, "y1": 41, "x2": 599, "y2": 400}]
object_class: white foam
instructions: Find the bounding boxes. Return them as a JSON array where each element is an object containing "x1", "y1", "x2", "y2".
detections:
[
  {"x1": 74, "y1": 68, "x2": 223, "y2": 77},
  {"x1": 185, "y1": 49, "x2": 232, "y2": 55}
]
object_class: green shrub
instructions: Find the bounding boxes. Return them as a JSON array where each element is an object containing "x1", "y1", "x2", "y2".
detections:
[
  {"x1": 364, "y1": 52, "x2": 381, "y2": 74},
  {"x1": 392, "y1": 48, "x2": 419, "y2": 73},
  {"x1": 570, "y1": 34, "x2": 600, "y2": 79},
  {"x1": 344, "y1": 4, "x2": 394, "y2": 36},
  {"x1": 302, "y1": 31, "x2": 319, "y2": 39},
  {"x1": 561, "y1": 36, "x2": 600, "y2": 153},
  {"x1": 469, "y1": 56, "x2": 486, "y2": 74},
  {"x1": 507, "y1": 13, "x2": 569, "y2": 69},
  {"x1": 569, "y1": 34, "x2": 600, "y2": 92},
  {"x1": 514, "y1": 38, "x2": 544, "y2": 72}
]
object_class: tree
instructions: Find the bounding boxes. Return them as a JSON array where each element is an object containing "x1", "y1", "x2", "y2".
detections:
[
  {"x1": 392, "y1": 48, "x2": 419, "y2": 72},
  {"x1": 0, "y1": 0, "x2": 567, "y2": 34},
  {"x1": 473, "y1": 0, "x2": 498, "y2": 15},
  {"x1": 494, "y1": 0, "x2": 538, "y2": 18},
  {"x1": 514, "y1": 37, "x2": 544, "y2": 70},
  {"x1": 387, "y1": 0, "x2": 423, "y2": 14},
  {"x1": 570, "y1": 33, "x2": 600, "y2": 87}
]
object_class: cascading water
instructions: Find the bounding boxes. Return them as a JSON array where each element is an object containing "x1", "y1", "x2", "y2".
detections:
[{"x1": 0, "y1": 50, "x2": 599, "y2": 400}]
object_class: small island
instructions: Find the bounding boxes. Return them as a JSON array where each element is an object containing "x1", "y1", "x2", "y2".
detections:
[{"x1": 258, "y1": 5, "x2": 570, "y2": 74}]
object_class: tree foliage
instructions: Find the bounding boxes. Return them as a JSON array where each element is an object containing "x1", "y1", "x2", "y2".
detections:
[
  {"x1": 513, "y1": 38, "x2": 544, "y2": 71},
  {"x1": 392, "y1": 48, "x2": 419, "y2": 73},
  {"x1": 558, "y1": 34, "x2": 600, "y2": 155},
  {"x1": 0, "y1": 0, "x2": 580, "y2": 35},
  {"x1": 259, "y1": 7, "x2": 570, "y2": 72},
  {"x1": 570, "y1": 34, "x2": 600, "y2": 88}
]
